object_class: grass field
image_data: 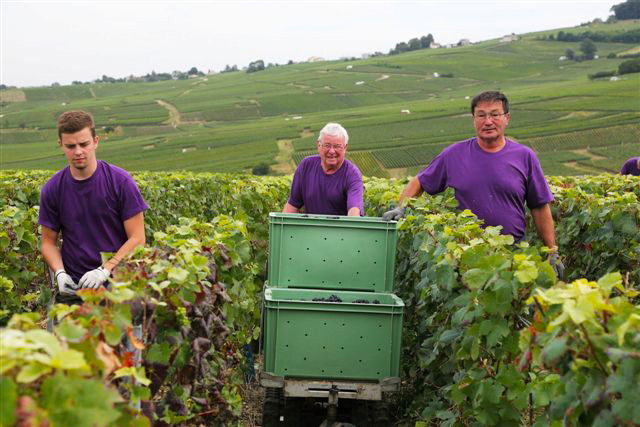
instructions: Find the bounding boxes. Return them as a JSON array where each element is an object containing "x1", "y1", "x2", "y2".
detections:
[{"x1": 1, "y1": 20, "x2": 638, "y2": 176}]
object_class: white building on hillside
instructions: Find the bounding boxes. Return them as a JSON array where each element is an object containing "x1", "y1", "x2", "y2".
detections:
[{"x1": 501, "y1": 33, "x2": 518, "y2": 42}]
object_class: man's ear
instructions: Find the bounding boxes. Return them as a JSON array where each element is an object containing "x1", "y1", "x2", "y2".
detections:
[{"x1": 94, "y1": 135, "x2": 100, "y2": 148}]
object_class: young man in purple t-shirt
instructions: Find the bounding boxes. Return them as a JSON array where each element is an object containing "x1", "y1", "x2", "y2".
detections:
[
  {"x1": 383, "y1": 91, "x2": 564, "y2": 278},
  {"x1": 39, "y1": 111, "x2": 148, "y2": 302},
  {"x1": 620, "y1": 157, "x2": 640, "y2": 176},
  {"x1": 283, "y1": 123, "x2": 364, "y2": 216}
]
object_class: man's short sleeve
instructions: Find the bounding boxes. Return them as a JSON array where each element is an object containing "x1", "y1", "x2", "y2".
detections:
[
  {"x1": 417, "y1": 153, "x2": 448, "y2": 195},
  {"x1": 287, "y1": 164, "x2": 304, "y2": 209},
  {"x1": 119, "y1": 177, "x2": 148, "y2": 221},
  {"x1": 346, "y1": 165, "x2": 364, "y2": 215},
  {"x1": 38, "y1": 181, "x2": 60, "y2": 232},
  {"x1": 525, "y1": 153, "x2": 554, "y2": 209}
]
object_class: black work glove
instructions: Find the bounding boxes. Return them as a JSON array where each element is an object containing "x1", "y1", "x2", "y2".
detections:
[{"x1": 382, "y1": 206, "x2": 405, "y2": 221}]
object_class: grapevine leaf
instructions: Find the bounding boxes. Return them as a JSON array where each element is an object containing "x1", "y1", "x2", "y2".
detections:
[
  {"x1": 56, "y1": 319, "x2": 87, "y2": 343},
  {"x1": 41, "y1": 373, "x2": 123, "y2": 427},
  {"x1": 0, "y1": 377, "x2": 17, "y2": 427},
  {"x1": 542, "y1": 337, "x2": 567, "y2": 366},
  {"x1": 16, "y1": 363, "x2": 52, "y2": 383},
  {"x1": 146, "y1": 342, "x2": 171, "y2": 365}
]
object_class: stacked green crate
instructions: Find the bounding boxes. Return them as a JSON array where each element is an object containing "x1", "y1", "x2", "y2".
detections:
[{"x1": 263, "y1": 213, "x2": 404, "y2": 381}]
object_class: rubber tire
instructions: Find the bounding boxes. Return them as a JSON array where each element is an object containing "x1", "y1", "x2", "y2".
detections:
[
  {"x1": 370, "y1": 398, "x2": 391, "y2": 427},
  {"x1": 262, "y1": 387, "x2": 282, "y2": 427}
]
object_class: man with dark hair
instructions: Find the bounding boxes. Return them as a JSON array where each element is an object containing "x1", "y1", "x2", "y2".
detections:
[
  {"x1": 620, "y1": 157, "x2": 640, "y2": 176},
  {"x1": 383, "y1": 91, "x2": 564, "y2": 278},
  {"x1": 39, "y1": 110, "x2": 148, "y2": 302}
]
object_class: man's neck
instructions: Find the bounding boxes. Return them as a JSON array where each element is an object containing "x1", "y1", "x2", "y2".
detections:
[
  {"x1": 476, "y1": 136, "x2": 506, "y2": 153},
  {"x1": 322, "y1": 160, "x2": 344, "y2": 174},
  {"x1": 70, "y1": 159, "x2": 98, "y2": 180}
]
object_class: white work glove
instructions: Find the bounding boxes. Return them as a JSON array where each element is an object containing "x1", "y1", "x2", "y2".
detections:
[
  {"x1": 78, "y1": 267, "x2": 111, "y2": 290},
  {"x1": 54, "y1": 269, "x2": 77, "y2": 295}
]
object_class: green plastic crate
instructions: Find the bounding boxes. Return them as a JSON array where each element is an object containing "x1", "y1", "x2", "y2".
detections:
[
  {"x1": 268, "y1": 213, "x2": 398, "y2": 292},
  {"x1": 262, "y1": 287, "x2": 404, "y2": 381}
]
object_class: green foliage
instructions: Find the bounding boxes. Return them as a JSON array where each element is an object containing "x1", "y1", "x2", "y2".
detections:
[
  {"x1": 0, "y1": 170, "x2": 638, "y2": 425},
  {"x1": 0, "y1": 214, "x2": 258, "y2": 426},
  {"x1": 619, "y1": 57, "x2": 640, "y2": 74},
  {"x1": 524, "y1": 273, "x2": 640, "y2": 426},
  {"x1": 611, "y1": 0, "x2": 640, "y2": 20},
  {"x1": 530, "y1": 176, "x2": 640, "y2": 284},
  {"x1": 0, "y1": 205, "x2": 44, "y2": 324},
  {"x1": 588, "y1": 70, "x2": 617, "y2": 80}
]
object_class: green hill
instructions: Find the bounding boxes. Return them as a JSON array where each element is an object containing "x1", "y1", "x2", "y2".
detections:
[{"x1": 1, "y1": 20, "x2": 639, "y2": 177}]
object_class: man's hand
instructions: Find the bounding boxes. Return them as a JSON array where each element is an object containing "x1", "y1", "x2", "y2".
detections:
[
  {"x1": 382, "y1": 206, "x2": 405, "y2": 221},
  {"x1": 55, "y1": 269, "x2": 77, "y2": 295},
  {"x1": 79, "y1": 267, "x2": 110, "y2": 290},
  {"x1": 549, "y1": 251, "x2": 565, "y2": 280}
]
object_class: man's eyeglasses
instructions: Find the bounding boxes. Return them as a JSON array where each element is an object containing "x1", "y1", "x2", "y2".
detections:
[
  {"x1": 474, "y1": 112, "x2": 507, "y2": 120},
  {"x1": 319, "y1": 143, "x2": 346, "y2": 151}
]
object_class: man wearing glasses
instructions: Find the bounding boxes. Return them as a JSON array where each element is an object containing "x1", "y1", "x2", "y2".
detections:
[
  {"x1": 283, "y1": 122, "x2": 364, "y2": 216},
  {"x1": 383, "y1": 91, "x2": 564, "y2": 278}
]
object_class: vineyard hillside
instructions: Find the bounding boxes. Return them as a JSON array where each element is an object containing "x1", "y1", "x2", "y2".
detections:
[{"x1": 1, "y1": 20, "x2": 639, "y2": 177}]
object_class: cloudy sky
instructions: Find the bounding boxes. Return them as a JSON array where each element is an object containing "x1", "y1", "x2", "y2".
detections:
[{"x1": 1, "y1": 0, "x2": 618, "y2": 87}]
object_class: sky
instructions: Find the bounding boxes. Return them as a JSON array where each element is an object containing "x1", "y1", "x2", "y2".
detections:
[{"x1": 1, "y1": 0, "x2": 619, "y2": 87}]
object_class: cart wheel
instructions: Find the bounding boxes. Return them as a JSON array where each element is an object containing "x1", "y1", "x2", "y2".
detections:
[
  {"x1": 282, "y1": 396, "x2": 303, "y2": 426},
  {"x1": 370, "y1": 398, "x2": 391, "y2": 427},
  {"x1": 350, "y1": 399, "x2": 371, "y2": 426},
  {"x1": 262, "y1": 387, "x2": 283, "y2": 426}
]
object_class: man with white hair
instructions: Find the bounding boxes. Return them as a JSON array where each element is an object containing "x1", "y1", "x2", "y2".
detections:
[{"x1": 283, "y1": 122, "x2": 364, "y2": 216}]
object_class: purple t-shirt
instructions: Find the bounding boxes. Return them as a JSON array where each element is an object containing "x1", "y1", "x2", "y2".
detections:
[
  {"x1": 288, "y1": 155, "x2": 364, "y2": 215},
  {"x1": 417, "y1": 138, "x2": 553, "y2": 242},
  {"x1": 620, "y1": 157, "x2": 640, "y2": 176},
  {"x1": 39, "y1": 161, "x2": 148, "y2": 283}
]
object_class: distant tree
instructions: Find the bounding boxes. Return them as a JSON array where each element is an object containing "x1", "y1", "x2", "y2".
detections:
[
  {"x1": 618, "y1": 57, "x2": 640, "y2": 74},
  {"x1": 0, "y1": 84, "x2": 7, "y2": 90},
  {"x1": 565, "y1": 48, "x2": 575, "y2": 60},
  {"x1": 188, "y1": 67, "x2": 199, "y2": 75},
  {"x1": 393, "y1": 41, "x2": 409, "y2": 54},
  {"x1": 287, "y1": 60, "x2": 294, "y2": 65},
  {"x1": 72, "y1": 80, "x2": 83, "y2": 85},
  {"x1": 408, "y1": 38, "x2": 421, "y2": 51},
  {"x1": 252, "y1": 163, "x2": 270, "y2": 175},
  {"x1": 610, "y1": 0, "x2": 640, "y2": 20},
  {"x1": 588, "y1": 70, "x2": 617, "y2": 80},
  {"x1": 51, "y1": 82, "x2": 60, "y2": 87},
  {"x1": 607, "y1": 52, "x2": 617, "y2": 58},
  {"x1": 246, "y1": 60, "x2": 265, "y2": 73},
  {"x1": 420, "y1": 34, "x2": 434, "y2": 48},
  {"x1": 19, "y1": 122, "x2": 26, "y2": 130},
  {"x1": 222, "y1": 64, "x2": 238, "y2": 73},
  {"x1": 580, "y1": 38, "x2": 597, "y2": 60}
]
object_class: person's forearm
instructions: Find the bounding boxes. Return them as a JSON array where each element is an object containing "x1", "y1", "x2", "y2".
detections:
[
  {"x1": 531, "y1": 204, "x2": 556, "y2": 249},
  {"x1": 103, "y1": 234, "x2": 145, "y2": 272},
  {"x1": 41, "y1": 241, "x2": 64, "y2": 272},
  {"x1": 283, "y1": 203, "x2": 300, "y2": 213},
  {"x1": 347, "y1": 207, "x2": 361, "y2": 216},
  {"x1": 397, "y1": 177, "x2": 424, "y2": 207}
]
